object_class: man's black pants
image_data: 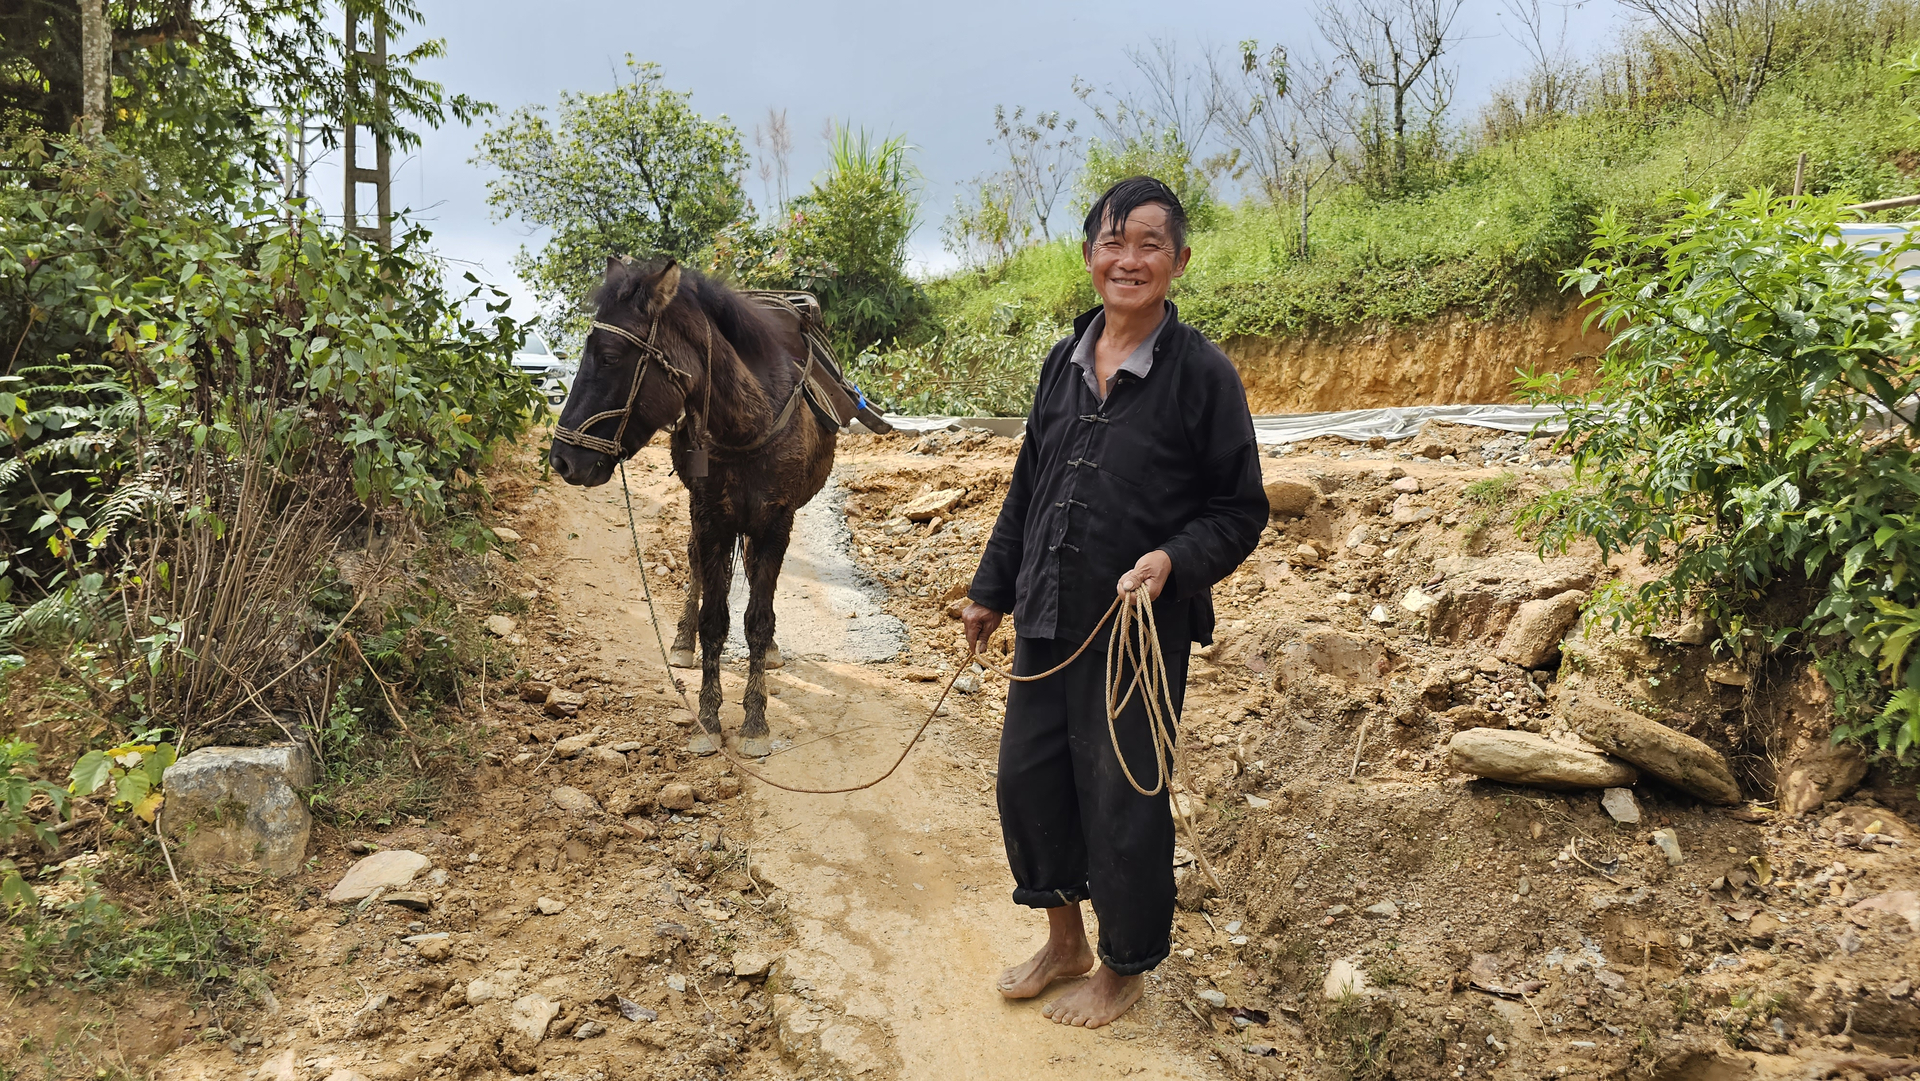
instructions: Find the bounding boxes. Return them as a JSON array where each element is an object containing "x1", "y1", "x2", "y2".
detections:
[{"x1": 996, "y1": 632, "x2": 1190, "y2": 976}]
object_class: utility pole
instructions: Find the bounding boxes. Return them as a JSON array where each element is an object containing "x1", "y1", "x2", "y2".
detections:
[{"x1": 343, "y1": 3, "x2": 392, "y2": 248}]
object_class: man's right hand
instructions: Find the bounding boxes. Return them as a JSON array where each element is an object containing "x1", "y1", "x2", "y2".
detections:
[{"x1": 962, "y1": 601, "x2": 1004, "y2": 656}]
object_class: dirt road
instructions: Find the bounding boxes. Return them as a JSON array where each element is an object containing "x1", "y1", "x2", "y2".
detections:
[{"x1": 542, "y1": 451, "x2": 1229, "y2": 1078}]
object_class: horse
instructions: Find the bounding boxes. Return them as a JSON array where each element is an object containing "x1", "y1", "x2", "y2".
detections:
[{"x1": 547, "y1": 255, "x2": 834, "y2": 757}]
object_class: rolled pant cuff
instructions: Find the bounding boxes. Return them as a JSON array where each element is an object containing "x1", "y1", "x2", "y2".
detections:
[
  {"x1": 1011, "y1": 885, "x2": 1090, "y2": 909},
  {"x1": 1098, "y1": 944, "x2": 1168, "y2": 977}
]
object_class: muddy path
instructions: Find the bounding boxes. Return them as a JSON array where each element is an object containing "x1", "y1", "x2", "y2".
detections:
[{"x1": 545, "y1": 450, "x2": 1231, "y2": 1079}]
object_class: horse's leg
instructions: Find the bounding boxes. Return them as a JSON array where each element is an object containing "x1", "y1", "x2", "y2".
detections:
[
  {"x1": 669, "y1": 534, "x2": 700, "y2": 669},
  {"x1": 688, "y1": 518, "x2": 735, "y2": 757},
  {"x1": 739, "y1": 511, "x2": 794, "y2": 758}
]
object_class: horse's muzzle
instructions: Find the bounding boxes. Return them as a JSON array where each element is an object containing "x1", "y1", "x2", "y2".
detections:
[{"x1": 548, "y1": 442, "x2": 613, "y2": 487}]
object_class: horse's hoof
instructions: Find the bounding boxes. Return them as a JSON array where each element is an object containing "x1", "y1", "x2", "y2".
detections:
[
  {"x1": 687, "y1": 731, "x2": 719, "y2": 757},
  {"x1": 668, "y1": 648, "x2": 697, "y2": 669},
  {"x1": 738, "y1": 735, "x2": 772, "y2": 758},
  {"x1": 764, "y1": 645, "x2": 785, "y2": 670}
]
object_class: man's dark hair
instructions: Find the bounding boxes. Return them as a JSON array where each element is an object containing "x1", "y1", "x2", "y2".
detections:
[{"x1": 1082, "y1": 176, "x2": 1188, "y2": 252}]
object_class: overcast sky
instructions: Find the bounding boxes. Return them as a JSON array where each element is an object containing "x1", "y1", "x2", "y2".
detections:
[{"x1": 302, "y1": 0, "x2": 1629, "y2": 323}]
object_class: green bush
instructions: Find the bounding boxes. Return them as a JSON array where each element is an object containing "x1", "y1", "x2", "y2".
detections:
[
  {"x1": 1525, "y1": 191, "x2": 1920, "y2": 757},
  {"x1": 0, "y1": 132, "x2": 540, "y2": 730}
]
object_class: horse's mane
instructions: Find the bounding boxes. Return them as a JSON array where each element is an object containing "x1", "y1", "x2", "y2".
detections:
[{"x1": 593, "y1": 258, "x2": 786, "y2": 367}]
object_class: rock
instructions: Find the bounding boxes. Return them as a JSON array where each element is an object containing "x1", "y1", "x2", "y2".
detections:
[
  {"x1": 1447, "y1": 728, "x2": 1639, "y2": 790},
  {"x1": 573, "y1": 1020, "x2": 606, "y2": 1039},
  {"x1": 491, "y1": 526, "x2": 522, "y2": 544},
  {"x1": 554, "y1": 732, "x2": 595, "y2": 758},
  {"x1": 508, "y1": 993, "x2": 561, "y2": 1044},
  {"x1": 666, "y1": 974, "x2": 687, "y2": 992},
  {"x1": 1293, "y1": 542, "x2": 1321, "y2": 564},
  {"x1": 1245, "y1": 794, "x2": 1271, "y2": 809},
  {"x1": 1649, "y1": 828, "x2": 1685, "y2": 865},
  {"x1": 1851, "y1": 891, "x2": 1920, "y2": 933},
  {"x1": 321, "y1": 1072, "x2": 370, "y2": 1081},
  {"x1": 1265, "y1": 478, "x2": 1320, "y2": 517},
  {"x1": 328, "y1": 849, "x2": 431, "y2": 903},
  {"x1": 518, "y1": 680, "x2": 552, "y2": 703},
  {"x1": 157, "y1": 743, "x2": 315, "y2": 878},
  {"x1": 953, "y1": 670, "x2": 982, "y2": 694},
  {"x1": 254, "y1": 1049, "x2": 297, "y2": 1081},
  {"x1": 383, "y1": 890, "x2": 431, "y2": 912},
  {"x1": 1367, "y1": 604, "x2": 1394, "y2": 624},
  {"x1": 415, "y1": 937, "x2": 452, "y2": 962},
  {"x1": 1364, "y1": 900, "x2": 1401, "y2": 919},
  {"x1": 1495, "y1": 590, "x2": 1585, "y2": 668},
  {"x1": 1391, "y1": 476, "x2": 1423, "y2": 493},
  {"x1": 714, "y1": 775, "x2": 743, "y2": 800},
  {"x1": 658, "y1": 783, "x2": 697, "y2": 811},
  {"x1": 1779, "y1": 740, "x2": 1868, "y2": 815},
  {"x1": 467, "y1": 977, "x2": 507, "y2": 1006},
  {"x1": 545, "y1": 688, "x2": 586, "y2": 717},
  {"x1": 1279, "y1": 631, "x2": 1393, "y2": 686},
  {"x1": 1401, "y1": 586, "x2": 1440, "y2": 615},
  {"x1": 900, "y1": 488, "x2": 966, "y2": 521},
  {"x1": 1671, "y1": 611, "x2": 1714, "y2": 645},
  {"x1": 590, "y1": 746, "x2": 626, "y2": 766},
  {"x1": 1601, "y1": 788, "x2": 1642, "y2": 824},
  {"x1": 1389, "y1": 499, "x2": 1434, "y2": 525},
  {"x1": 1565, "y1": 698, "x2": 1741, "y2": 805},
  {"x1": 1705, "y1": 662, "x2": 1749, "y2": 687},
  {"x1": 1445, "y1": 705, "x2": 1496, "y2": 730},
  {"x1": 1198, "y1": 988, "x2": 1228, "y2": 1008},
  {"x1": 535, "y1": 896, "x2": 568, "y2": 915},
  {"x1": 485, "y1": 614, "x2": 518, "y2": 637},
  {"x1": 550, "y1": 786, "x2": 602, "y2": 816},
  {"x1": 1324, "y1": 958, "x2": 1369, "y2": 999},
  {"x1": 733, "y1": 951, "x2": 775, "y2": 979}
]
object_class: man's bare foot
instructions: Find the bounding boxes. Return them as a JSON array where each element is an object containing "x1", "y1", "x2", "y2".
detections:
[
  {"x1": 997, "y1": 936, "x2": 1094, "y2": 999},
  {"x1": 1042, "y1": 966, "x2": 1144, "y2": 1028}
]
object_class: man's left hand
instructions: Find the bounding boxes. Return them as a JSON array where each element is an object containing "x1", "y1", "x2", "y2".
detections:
[{"x1": 1116, "y1": 550, "x2": 1172, "y2": 600}]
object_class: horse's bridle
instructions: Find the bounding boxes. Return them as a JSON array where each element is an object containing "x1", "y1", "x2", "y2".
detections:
[{"x1": 551, "y1": 315, "x2": 701, "y2": 459}]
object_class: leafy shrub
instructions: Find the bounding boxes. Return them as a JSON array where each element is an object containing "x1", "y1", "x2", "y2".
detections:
[
  {"x1": 0, "y1": 133, "x2": 541, "y2": 733},
  {"x1": 1526, "y1": 191, "x2": 1920, "y2": 757}
]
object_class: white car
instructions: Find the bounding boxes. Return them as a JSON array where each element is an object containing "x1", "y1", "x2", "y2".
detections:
[{"x1": 512, "y1": 332, "x2": 573, "y2": 407}]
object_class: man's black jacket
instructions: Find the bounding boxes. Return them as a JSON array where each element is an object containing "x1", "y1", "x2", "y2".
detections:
[{"x1": 968, "y1": 303, "x2": 1268, "y2": 648}]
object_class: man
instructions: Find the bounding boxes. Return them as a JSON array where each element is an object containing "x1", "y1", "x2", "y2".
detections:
[{"x1": 962, "y1": 176, "x2": 1268, "y2": 1028}]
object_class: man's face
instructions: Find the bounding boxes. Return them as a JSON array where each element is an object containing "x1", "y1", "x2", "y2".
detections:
[{"x1": 1083, "y1": 203, "x2": 1192, "y2": 315}]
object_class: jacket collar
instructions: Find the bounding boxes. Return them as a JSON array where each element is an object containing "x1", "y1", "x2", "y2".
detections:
[{"x1": 1072, "y1": 301, "x2": 1181, "y2": 337}]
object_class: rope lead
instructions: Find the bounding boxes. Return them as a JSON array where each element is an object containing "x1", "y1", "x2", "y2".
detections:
[{"x1": 615, "y1": 459, "x2": 1224, "y2": 892}]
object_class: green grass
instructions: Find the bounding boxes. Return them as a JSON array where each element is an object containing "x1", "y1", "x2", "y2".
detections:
[{"x1": 922, "y1": 44, "x2": 1920, "y2": 368}]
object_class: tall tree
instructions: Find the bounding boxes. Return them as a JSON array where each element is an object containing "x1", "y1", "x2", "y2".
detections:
[
  {"x1": 473, "y1": 58, "x2": 749, "y2": 330},
  {"x1": 1317, "y1": 0, "x2": 1466, "y2": 188},
  {"x1": 1616, "y1": 0, "x2": 1785, "y2": 113}
]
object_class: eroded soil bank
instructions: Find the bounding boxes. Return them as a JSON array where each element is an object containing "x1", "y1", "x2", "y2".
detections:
[{"x1": 1222, "y1": 303, "x2": 1608, "y2": 413}]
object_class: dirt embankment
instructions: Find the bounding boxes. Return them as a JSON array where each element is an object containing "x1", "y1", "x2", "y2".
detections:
[{"x1": 1220, "y1": 303, "x2": 1609, "y2": 413}]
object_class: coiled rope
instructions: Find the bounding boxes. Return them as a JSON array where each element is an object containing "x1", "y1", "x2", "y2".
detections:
[{"x1": 612, "y1": 460, "x2": 1222, "y2": 890}]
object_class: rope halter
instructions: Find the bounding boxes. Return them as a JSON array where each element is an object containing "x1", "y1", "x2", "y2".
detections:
[{"x1": 551, "y1": 317, "x2": 694, "y2": 459}]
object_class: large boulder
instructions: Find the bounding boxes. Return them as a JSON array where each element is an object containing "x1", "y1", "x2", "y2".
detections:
[
  {"x1": 1263, "y1": 477, "x2": 1320, "y2": 518},
  {"x1": 1564, "y1": 697, "x2": 1741, "y2": 804},
  {"x1": 1447, "y1": 728, "x2": 1639, "y2": 790},
  {"x1": 1778, "y1": 739, "x2": 1869, "y2": 815},
  {"x1": 1495, "y1": 590, "x2": 1586, "y2": 668},
  {"x1": 157, "y1": 743, "x2": 313, "y2": 877}
]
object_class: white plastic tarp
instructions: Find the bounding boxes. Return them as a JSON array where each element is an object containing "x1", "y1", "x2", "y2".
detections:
[{"x1": 871, "y1": 403, "x2": 1566, "y2": 444}]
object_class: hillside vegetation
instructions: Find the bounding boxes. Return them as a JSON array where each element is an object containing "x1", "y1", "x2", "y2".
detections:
[{"x1": 887, "y1": 0, "x2": 1920, "y2": 415}]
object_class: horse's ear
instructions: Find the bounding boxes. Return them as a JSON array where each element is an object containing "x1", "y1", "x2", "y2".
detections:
[{"x1": 648, "y1": 261, "x2": 682, "y2": 314}]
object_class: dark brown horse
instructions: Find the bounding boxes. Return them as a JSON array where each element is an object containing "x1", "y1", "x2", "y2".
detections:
[{"x1": 548, "y1": 256, "x2": 833, "y2": 757}]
